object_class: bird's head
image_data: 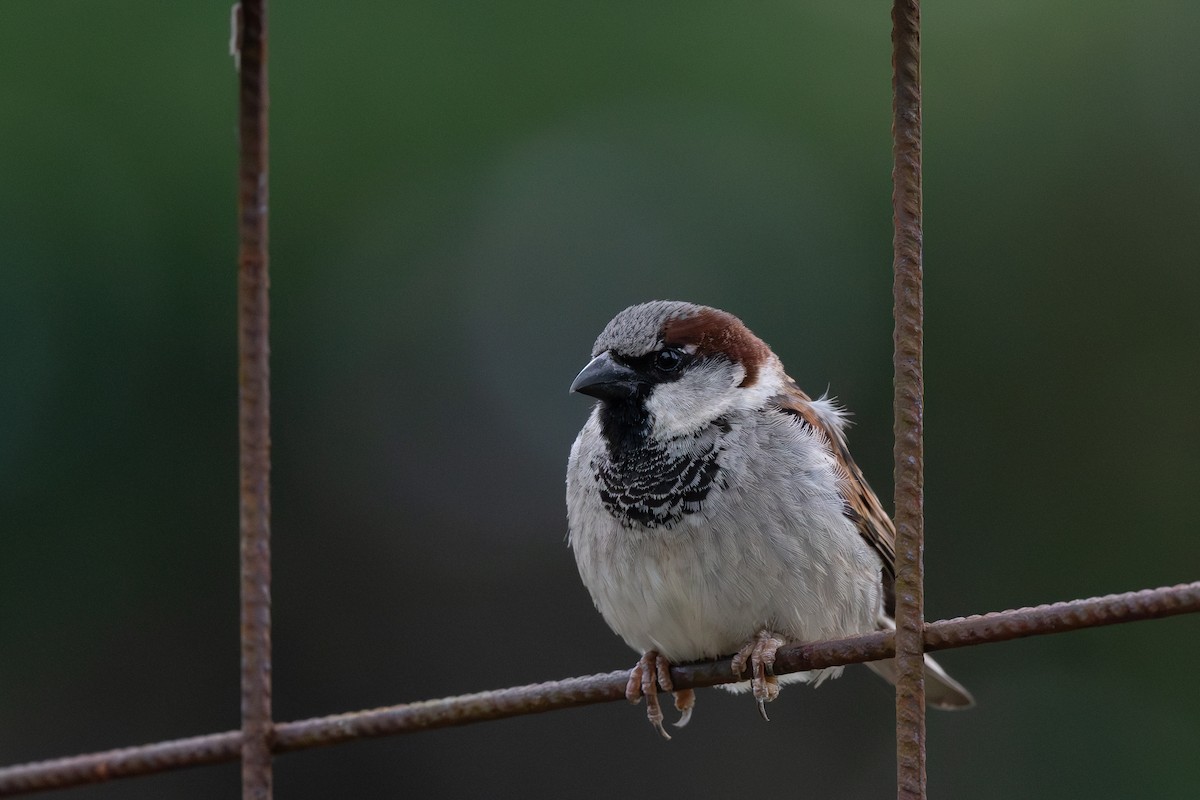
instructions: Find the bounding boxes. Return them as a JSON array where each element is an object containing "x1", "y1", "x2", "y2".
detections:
[{"x1": 571, "y1": 301, "x2": 783, "y2": 449}]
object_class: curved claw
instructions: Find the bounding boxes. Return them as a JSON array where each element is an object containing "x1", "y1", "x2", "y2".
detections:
[
  {"x1": 649, "y1": 711, "x2": 670, "y2": 740},
  {"x1": 673, "y1": 689, "x2": 696, "y2": 728},
  {"x1": 627, "y1": 652, "x2": 694, "y2": 739}
]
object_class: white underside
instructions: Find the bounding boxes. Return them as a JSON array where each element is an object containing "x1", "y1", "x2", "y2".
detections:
[{"x1": 717, "y1": 666, "x2": 844, "y2": 693}]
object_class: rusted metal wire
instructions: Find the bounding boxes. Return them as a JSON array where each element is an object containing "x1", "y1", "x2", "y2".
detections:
[
  {"x1": 236, "y1": 2, "x2": 273, "y2": 799},
  {"x1": 0, "y1": 733, "x2": 242, "y2": 797},
  {"x1": 2, "y1": 582, "x2": 1196, "y2": 797},
  {"x1": 890, "y1": 0, "x2": 925, "y2": 797}
]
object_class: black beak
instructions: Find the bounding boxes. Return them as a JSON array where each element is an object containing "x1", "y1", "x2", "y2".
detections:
[{"x1": 570, "y1": 351, "x2": 644, "y2": 401}]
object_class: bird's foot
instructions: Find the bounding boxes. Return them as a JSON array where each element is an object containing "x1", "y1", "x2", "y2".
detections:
[
  {"x1": 731, "y1": 630, "x2": 785, "y2": 720},
  {"x1": 626, "y1": 651, "x2": 696, "y2": 739}
]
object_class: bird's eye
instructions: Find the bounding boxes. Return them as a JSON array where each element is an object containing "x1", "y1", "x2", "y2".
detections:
[{"x1": 654, "y1": 348, "x2": 684, "y2": 372}]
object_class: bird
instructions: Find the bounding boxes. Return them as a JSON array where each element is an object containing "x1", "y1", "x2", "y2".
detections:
[{"x1": 565, "y1": 300, "x2": 973, "y2": 739}]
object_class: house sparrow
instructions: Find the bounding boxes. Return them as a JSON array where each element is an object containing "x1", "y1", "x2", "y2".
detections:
[{"x1": 566, "y1": 300, "x2": 973, "y2": 739}]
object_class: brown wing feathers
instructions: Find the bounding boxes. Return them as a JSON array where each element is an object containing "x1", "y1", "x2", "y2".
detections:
[{"x1": 772, "y1": 381, "x2": 899, "y2": 616}]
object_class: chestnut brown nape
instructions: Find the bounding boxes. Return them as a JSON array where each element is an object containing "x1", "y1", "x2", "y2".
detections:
[{"x1": 661, "y1": 309, "x2": 771, "y2": 388}]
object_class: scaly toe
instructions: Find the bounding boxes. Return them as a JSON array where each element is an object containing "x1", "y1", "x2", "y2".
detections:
[
  {"x1": 655, "y1": 655, "x2": 675, "y2": 693},
  {"x1": 643, "y1": 671, "x2": 669, "y2": 740},
  {"x1": 630, "y1": 652, "x2": 672, "y2": 739},
  {"x1": 629, "y1": 651, "x2": 694, "y2": 738},
  {"x1": 731, "y1": 642, "x2": 754, "y2": 679},
  {"x1": 739, "y1": 630, "x2": 787, "y2": 720},
  {"x1": 625, "y1": 661, "x2": 644, "y2": 705}
]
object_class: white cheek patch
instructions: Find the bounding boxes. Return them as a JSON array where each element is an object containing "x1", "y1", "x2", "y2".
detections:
[
  {"x1": 731, "y1": 353, "x2": 785, "y2": 410},
  {"x1": 645, "y1": 381, "x2": 726, "y2": 439},
  {"x1": 643, "y1": 357, "x2": 782, "y2": 439}
]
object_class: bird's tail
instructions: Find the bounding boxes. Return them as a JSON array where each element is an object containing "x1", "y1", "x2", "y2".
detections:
[
  {"x1": 866, "y1": 617, "x2": 975, "y2": 709},
  {"x1": 864, "y1": 654, "x2": 975, "y2": 709}
]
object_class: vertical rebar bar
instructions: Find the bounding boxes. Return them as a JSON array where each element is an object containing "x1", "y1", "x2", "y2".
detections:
[
  {"x1": 890, "y1": 1, "x2": 926, "y2": 798},
  {"x1": 236, "y1": 1, "x2": 272, "y2": 799}
]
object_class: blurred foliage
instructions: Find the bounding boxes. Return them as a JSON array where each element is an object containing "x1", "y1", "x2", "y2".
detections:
[{"x1": 1, "y1": 2, "x2": 1197, "y2": 798}]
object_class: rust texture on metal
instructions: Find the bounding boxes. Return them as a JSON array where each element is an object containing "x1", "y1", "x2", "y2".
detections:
[
  {"x1": 3, "y1": 582, "x2": 1196, "y2": 797},
  {"x1": 0, "y1": 734, "x2": 242, "y2": 797},
  {"x1": 890, "y1": 0, "x2": 926, "y2": 797},
  {"x1": 237, "y1": 1, "x2": 273, "y2": 799}
]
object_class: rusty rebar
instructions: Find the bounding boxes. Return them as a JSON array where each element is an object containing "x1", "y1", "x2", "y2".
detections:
[
  {"x1": 890, "y1": 0, "x2": 925, "y2": 797},
  {"x1": 2, "y1": 582, "x2": 1196, "y2": 797},
  {"x1": 236, "y1": 2, "x2": 273, "y2": 799}
]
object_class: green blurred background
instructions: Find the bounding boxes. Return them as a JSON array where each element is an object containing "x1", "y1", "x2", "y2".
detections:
[{"x1": 2, "y1": 2, "x2": 1197, "y2": 797}]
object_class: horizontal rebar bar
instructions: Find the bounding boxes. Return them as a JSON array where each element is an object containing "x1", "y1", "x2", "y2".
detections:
[{"x1": 1, "y1": 581, "x2": 1197, "y2": 796}]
